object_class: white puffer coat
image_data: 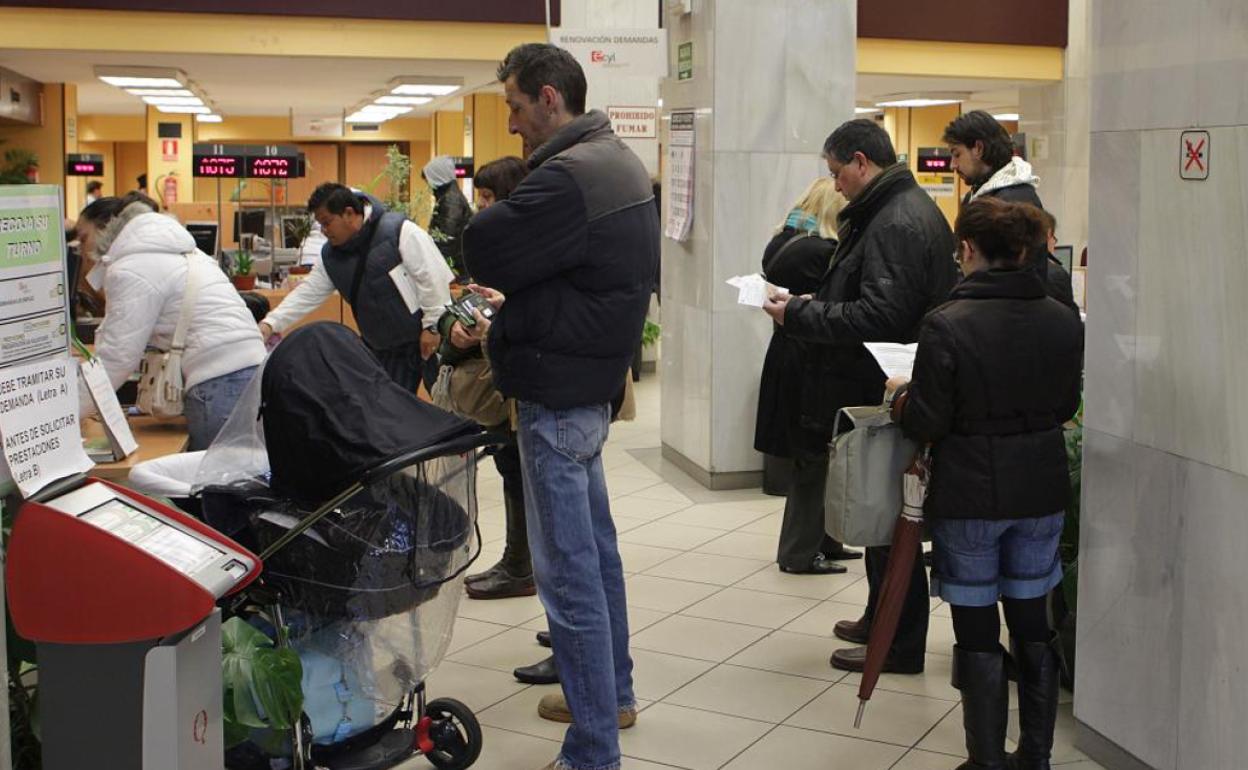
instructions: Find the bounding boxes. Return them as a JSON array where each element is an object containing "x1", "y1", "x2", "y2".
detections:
[{"x1": 88, "y1": 204, "x2": 265, "y2": 408}]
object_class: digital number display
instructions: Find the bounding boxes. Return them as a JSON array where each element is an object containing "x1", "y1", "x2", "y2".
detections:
[
  {"x1": 194, "y1": 155, "x2": 243, "y2": 178},
  {"x1": 248, "y1": 156, "x2": 293, "y2": 178},
  {"x1": 65, "y1": 155, "x2": 104, "y2": 176},
  {"x1": 918, "y1": 156, "x2": 952, "y2": 172}
]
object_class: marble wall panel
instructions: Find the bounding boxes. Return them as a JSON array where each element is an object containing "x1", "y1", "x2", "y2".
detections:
[
  {"x1": 660, "y1": 300, "x2": 714, "y2": 467},
  {"x1": 1132, "y1": 127, "x2": 1248, "y2": 477},
  {"x1": 1083, "y1": 130, "x2": 1141, "y2": 440},
  {"x1": 1196, "y1": 0, "x2": 1248, "y2": 128},
  {"x1": 709, "y1": 307, "x2": 774, "y2": 472},
  {"x1": 1075, "y1": 429, "x2": 1183, "y2": 770}
]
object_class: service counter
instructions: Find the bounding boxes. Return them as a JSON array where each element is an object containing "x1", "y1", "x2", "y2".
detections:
[{"x1": 83, "y1": 413, "x2": 189, "y2": 482}]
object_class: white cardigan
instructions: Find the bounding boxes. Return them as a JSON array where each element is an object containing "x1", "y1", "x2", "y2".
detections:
[{"x1": 87, "y1": 212, "x2": 265, "y2": 410}]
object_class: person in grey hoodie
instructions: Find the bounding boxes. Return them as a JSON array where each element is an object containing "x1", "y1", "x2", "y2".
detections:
[{"x1": 422, "y1": 155, "x2": 472, "y2": 274}]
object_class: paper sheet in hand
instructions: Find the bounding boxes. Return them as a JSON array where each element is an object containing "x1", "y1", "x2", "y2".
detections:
[
  {"x1": 389, "y1": 264, "x2": 422, "y2": 315},
  {"x1": 865, "y1": 342, "x2": 918, "y2": 380},
  {"x1": 79, "y1": 358, "x2": 139, "y2": 460},
  {"x1": 726, "y1": 274, "x2": 789, "y2": 308}
]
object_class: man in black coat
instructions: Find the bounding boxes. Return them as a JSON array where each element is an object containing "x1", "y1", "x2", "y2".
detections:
[
  {"x1": 944, "y1": 110, "x2": 1078, "y2": 311},
  {"x1": 764, "y1": 119, "x2": 959, "y2": 675},
  {"x1": 463, "y1": 43, "x2": 658, "y2": 770},
  {"x1": 422, "y1": 155, "x2": 473, "y2": 274}
]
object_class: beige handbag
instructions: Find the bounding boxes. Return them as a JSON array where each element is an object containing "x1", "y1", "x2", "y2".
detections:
[
  {"x1": 136, "y1": 253, "x2": 199, "y2": 419},
  {"x1": 431, "y1": 357, "x2": 510, "y2": 428}
]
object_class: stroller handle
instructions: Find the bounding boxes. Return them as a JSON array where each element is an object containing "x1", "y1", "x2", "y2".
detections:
[
  {"x1": 256, "y1": 429, "x2": 506, "y2": 564},
  {"x1": 360, "y1": 430, "x2": 506, "y2": 486}
]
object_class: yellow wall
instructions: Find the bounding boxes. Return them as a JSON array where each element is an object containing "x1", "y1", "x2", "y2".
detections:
[
  {"x1": 0, "y1": 8, "x2": 545, "y2": 62},
  {"x1": 62, "y1": 83, "x2": 84, "y2": 214},
  {"x1": 468, "y1": 93, "x2": 523, "y2": 171},
  {"x1": 115, "y1": 142, "x2": 146, "y2": 195},
  {"x1": 0, "y1": 83, "x2": 65, "y2": 201},
  {"x1": 858, "y1": 38, "x2": 1063, "y2": 81},
  {"x1": 144, "y1": 107, "x2": 194, "y2": 209},
  {"x1": 433, "y1": 111, "x2": 466, "y2": 158},
  {"x1": 883, "y1": 104, "x2": 964, "y2": 226},
  {"x1": 78, "y1": 114, "x2": 145, "y2": 143}
]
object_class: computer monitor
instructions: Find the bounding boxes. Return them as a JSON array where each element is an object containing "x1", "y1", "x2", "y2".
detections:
[
  {"x1": 185, "y1": 222, "x2": 219, "y2": 257},
  {"x1": 233, "y1": 210, "x2": 267, "y2": 244},
  {"x1": 1052, "y1": 245, "x2": 1074, "y2": 272}
]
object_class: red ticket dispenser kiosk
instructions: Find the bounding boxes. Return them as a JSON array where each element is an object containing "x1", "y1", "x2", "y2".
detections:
[{"x1": 7, "y1": 477, "x2": 260, "y2": 770}]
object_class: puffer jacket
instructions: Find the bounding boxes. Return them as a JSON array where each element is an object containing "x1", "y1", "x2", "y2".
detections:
[
  {"x1": 90, "y1": 204, "x2": 265, "y2": 403},
  {"x1": 464, "y1": 110, "x2": 659, "y2": 409},
  {"x1": 783, "y1": 166, "x2": 959, "y2": 446},
  {"x1": 898, "y1": 268, "x2": 1084, "y2": 520},
  {"x1": 428, "y1": 183, "x2": 472, "y2": 269}
]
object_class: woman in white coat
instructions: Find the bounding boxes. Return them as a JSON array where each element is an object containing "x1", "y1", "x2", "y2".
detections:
[{"x1": 76, "y1": 194, "x2": 266, "y2": 450}]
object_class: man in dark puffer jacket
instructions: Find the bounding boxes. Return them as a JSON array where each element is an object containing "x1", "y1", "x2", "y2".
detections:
[
  {"x1": 463, "y1": 43, "x2": 658, "y2": 770},
  {"x1": 764, "y1": 119, "x2": 959, "y2": 677}
]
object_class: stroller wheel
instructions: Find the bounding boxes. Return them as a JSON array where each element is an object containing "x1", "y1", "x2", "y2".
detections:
[{"x1": 422, "y1": 698, "x2": 483, "y2": 770}]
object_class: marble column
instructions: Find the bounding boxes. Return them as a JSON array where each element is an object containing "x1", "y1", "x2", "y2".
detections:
[
  {"x1": 1075, "y1": 2, "x2": 1248, "y2": 768},
  {"x1": 658, "y1": 0, "x2": 855, "y2": 488},
  {"x1": 1019, "y1": 0, "x2": 1090, "y2": 260}
]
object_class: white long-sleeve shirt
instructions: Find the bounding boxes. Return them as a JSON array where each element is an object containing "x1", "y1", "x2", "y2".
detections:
[{"x1": 263, "y1": 209, "x2": 454, "y2": 334}]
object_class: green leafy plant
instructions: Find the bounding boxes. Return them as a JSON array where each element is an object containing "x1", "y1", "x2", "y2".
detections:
[
  {"x1": 0, "y1": 145, "x2": 39, "y2": 185},
  {"x1": 284, "y1": 215, "x2": 314, "y2": 254},
  {"x1": 221, "y1": 617, "x2": 304, "y2": 748},
  {"x1": 232, "y1": 251, "x2": 255, "y2": 277},
  {"x1": 642, "y1": 320, "x2": 661, "y2": 348}
]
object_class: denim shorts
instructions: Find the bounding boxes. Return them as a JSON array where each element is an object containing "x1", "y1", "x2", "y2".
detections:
[{"x1": 929, "y1": 513, "x2": 1065, "y2": 607}]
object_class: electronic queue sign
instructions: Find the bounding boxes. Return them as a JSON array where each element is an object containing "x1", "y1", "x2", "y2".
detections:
[
  {"x1": 65, "y1": 154, "x2": 104, "y2": 176},
  {"x1": 916, "y1": 148, "x2": 954, "y2": 173},
  {"x1": 192, "y1": 143, "x2": 305, "y2": 179}
]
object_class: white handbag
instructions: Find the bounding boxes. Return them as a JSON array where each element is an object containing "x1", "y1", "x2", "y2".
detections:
[{"x1": 137, "y1": 253, "x2": 200, "y2": 419}]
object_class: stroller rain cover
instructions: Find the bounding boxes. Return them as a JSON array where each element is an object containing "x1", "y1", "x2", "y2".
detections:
[{"x1": 260, "y1": 322, "x2": 477, "y2": 505}]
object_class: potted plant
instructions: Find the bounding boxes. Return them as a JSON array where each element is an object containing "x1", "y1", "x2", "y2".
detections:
[
  {"x1": 0, "y1": 146, "x2": 39, "y2": 185},
  {"x1": 231, "y1": 251, "x2": 257, "y2": 291}
]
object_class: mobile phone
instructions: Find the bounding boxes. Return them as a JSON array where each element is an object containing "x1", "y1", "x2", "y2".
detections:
[{"x1": 449, "y1": 292, "x2": 496, "y2": 327}]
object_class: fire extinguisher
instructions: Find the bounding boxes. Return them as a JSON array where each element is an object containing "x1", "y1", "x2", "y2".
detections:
[{"x1": 157, "y1": 172, "x2": 178, "y2": 209}]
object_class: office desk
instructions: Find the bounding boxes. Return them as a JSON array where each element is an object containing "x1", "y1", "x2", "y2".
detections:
[{"x1": 84, "y1": 414, "x2": 189, "y2": 482}]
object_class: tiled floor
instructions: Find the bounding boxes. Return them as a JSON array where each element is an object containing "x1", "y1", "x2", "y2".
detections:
[{"x1": 408, "y1": 376, "x2": 1104, "y2": 770}]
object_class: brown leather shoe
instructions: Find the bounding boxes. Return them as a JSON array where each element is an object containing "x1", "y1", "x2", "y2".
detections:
[
  {"x1": 537, "y1": 693, "x2": 637, "y2": 729},
  {"x1": 830, "y1": 645, "x2": 924, "y2": 675},
  {"x1": 834, "y1": 616, "x2": 869, "y2": 645}
]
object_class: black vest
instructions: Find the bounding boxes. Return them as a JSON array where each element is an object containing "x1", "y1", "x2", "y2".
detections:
[{"x1": 321, "y1": 202, "x2": 422, "y2": 350}]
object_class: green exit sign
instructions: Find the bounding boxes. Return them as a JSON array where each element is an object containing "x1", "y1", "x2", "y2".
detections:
[{"x1": 677, "y1": 41, "x2": 693, "y2": 81}]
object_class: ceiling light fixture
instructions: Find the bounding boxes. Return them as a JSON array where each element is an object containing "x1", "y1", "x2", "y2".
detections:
[
  {"x1": 141, "y1": 95, "x2": 205, "y2": 107},
  {"x1": 196, "y1": 114, "x2": 223, "y2": 123},
  {"x1": 95, "y1": 65, "x2": 186, "y2": 89},
  {"x1": 874, "y1": 93, "x2": 966, "y2": 109},
  {"x1": 374, "y1": 95, "x2": 433, "y2": 106},
  {"x1": 992, "y1": 112, "x2": 1020, "y2": 122},
  {"x1": 155, "y1": 105, "x2": 212, "y2": 114},
  {"x1": 855, "y1": 106, "x2": 882, "y2": 114},
  {"x1": 125, "y1": 88, "x2": 196, "y2": 97},
  {"x1": 388, "y1": 76, "x2": 463, "y2": 97}
]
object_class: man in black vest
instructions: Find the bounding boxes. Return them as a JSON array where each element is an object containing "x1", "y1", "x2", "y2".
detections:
[{"x1": 260, "y1": 184, "x2": 454, "y2": 391}]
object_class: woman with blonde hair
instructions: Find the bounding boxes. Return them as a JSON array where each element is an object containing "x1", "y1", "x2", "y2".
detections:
[{"x1": 754, "y1": 178, "x2": 857, "y2": 574}]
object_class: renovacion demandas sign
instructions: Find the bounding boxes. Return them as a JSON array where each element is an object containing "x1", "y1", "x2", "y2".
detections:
[{"x1": 550, "y1": 28, "x2": 669, "y2": 78}]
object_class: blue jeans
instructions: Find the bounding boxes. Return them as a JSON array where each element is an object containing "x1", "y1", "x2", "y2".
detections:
[
  {"x1": 183, "y1": 366, "x2": 258, "y2": 451},
  {"x1": 929, "y1": 513, "x2": 1065, "y2": 606},
  {"x1": 516, "y1": 401, "x2": 634, "y2": 770}
]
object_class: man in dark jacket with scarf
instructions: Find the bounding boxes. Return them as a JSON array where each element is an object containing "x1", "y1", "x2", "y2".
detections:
[
  {"x1": 944, "y1": 110, "x2": 1077, "y2": 311},
  {"x1": 462, "y1": 43, "x2": 658, "y2": 770},
  {"x1": 764, "y1": 119, "x2": 959, "y2": 676}
]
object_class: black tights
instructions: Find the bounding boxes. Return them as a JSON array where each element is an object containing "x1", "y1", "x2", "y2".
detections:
[{"x1": 950, "y1": 596, "x2": 1050, "y2": 652}]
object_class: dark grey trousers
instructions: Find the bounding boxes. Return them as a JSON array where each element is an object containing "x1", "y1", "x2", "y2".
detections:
[{"x1": 777, "y1": 447, "x2": 832, "y2": 569}]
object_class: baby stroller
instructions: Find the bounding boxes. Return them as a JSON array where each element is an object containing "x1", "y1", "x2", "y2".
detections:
[{"x1": 133, "y1": 323, "x2": 494, "y2": 770}]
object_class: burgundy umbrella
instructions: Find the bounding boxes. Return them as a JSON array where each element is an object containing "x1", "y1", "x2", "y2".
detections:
[{"x1": 855, "y1": 450, "x2": 930, "y2": 728}]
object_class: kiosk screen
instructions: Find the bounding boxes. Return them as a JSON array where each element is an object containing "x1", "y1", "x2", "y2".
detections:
[{"x1": 82, "y1": 499, "x2": 224, "y2": 575}]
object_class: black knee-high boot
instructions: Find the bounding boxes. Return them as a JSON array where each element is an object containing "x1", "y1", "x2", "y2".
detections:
[
  {"x1": 1007, "y1": 636, "x2": 1061, "y2": 770},
  {"x1": 952, "y1": 645, "x2": 1008, "y2": 770}
]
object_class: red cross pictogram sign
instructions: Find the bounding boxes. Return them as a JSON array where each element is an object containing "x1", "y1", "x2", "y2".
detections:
[
  {"x1": 1180, "y1": 130, "x2": 1210, "y2": 181},
  {"x1": 1184, "y1": 138, "x2": 1205, "y2": 172}
]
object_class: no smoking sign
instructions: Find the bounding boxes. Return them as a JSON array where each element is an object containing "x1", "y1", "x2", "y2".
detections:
[{"x1": 1180, "y1": 130, "x2": 1209, "y2": 180}]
